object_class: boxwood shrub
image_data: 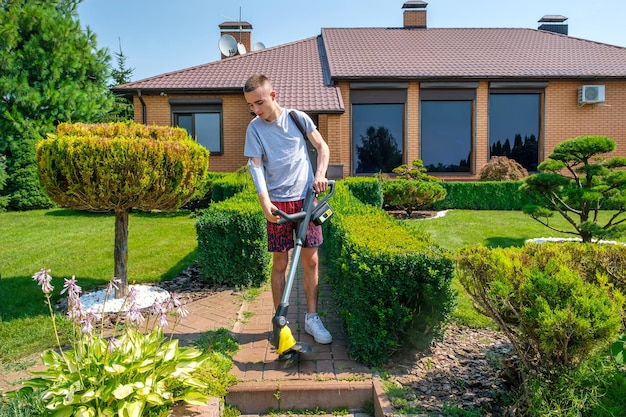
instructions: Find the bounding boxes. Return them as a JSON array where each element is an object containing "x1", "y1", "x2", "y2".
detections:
[
  {"x1": 324, "y1": 182, "x2": 455, "y2": 366},
  {"x1": 343, "y1": 176, "x2": 383, "y2": 208},
  {"x1": 195, "y1": 190, "x2": 270, "y2": 287},
  {"x1": 424, "y1": 181, "x2": 537, "y2": 210}
]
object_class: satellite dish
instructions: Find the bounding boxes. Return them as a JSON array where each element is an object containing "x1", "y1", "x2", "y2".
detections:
[
  {"x1": 252, "y1": 41, "x2": 266, "y2": 51},
  {"x1": 237, "y1": 42, "x2": 247, "y2": 55},
  {"x1": 218, "y1": 34, "x2": 237, "y2": 57}
]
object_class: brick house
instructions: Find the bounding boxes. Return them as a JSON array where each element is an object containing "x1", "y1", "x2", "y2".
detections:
[{"x1": 112, "y1": 1, "x2": 626, "y2": 180}]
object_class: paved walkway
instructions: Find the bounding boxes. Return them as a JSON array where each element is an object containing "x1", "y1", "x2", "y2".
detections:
[{"x1": 1, "y1": 261, "x2": 385, "y2": 416}]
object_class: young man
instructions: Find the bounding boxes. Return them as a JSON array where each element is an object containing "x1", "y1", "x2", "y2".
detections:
[{"x1": 243, "y1": 73, "x2": 332, "y2": 344}]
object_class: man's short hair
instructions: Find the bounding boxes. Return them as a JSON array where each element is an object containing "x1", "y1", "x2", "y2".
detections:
[{"x1": 244, "y1": 74, "x2": 271, "y2": 93}]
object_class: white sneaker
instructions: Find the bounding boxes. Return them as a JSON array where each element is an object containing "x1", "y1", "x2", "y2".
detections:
[{"x1": 305, "y1": 313, "x2": 332, "y2": 344}]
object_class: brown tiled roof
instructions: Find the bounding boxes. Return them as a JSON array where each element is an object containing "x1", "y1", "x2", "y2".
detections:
[
  {"x1": 321, "y1": 27, "x2": 626, "y2": 79},
  {"x1": 114, "y1": 26, "x2": 626, "y2": 112},
  {"x1": 114, "y1": 37, "x2": 343, "y2": 113}
]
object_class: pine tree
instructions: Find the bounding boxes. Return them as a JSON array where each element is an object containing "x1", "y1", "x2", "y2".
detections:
[{"x1": 0, "y1": 0, "x2": 113, "y2": 210}]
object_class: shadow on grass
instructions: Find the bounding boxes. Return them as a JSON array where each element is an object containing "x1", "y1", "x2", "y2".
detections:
[
  {"x1": 44, "y1": 209, "x2": 113, "y2": 217},
  {"x1": 0, "y1": 275, "x2": 107, "y2": 321},
  {"x1": 484, "y1": 236, "x2": 527, "y2": 248},
  {"x1": 159, "y1": 248, "x2": 199, "y2": 282},
  {"x1": 44, "y1": 209, "x2": 195, "y2": 219}
]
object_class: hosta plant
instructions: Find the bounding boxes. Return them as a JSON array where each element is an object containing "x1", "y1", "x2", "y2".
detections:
[{"x1": 9, "y1": 269, "x2": 212, "y2": 417}]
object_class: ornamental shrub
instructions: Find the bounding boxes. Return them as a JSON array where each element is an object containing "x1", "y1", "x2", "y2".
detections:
[
  {"x1": 382, "y1": 180, "x2": 447, "y2": 216},
  {"x1": 343, "y1": 176, "x2": 383, "y2": 208},
  {"x1": 456, "y1": 242, "x2": 624, "y2": 374},
  {"x1": 521, "y1": 135, "x2": 626, "y2": 243},
  {"x1": 195, "y1": 190, "x2": 270, "y2": 287},
  {"x1": 479, "y1": 156, "x2": 528, "y2": 181},
  {"x1": 324, "y1": 182, "x2": 455, "y2": 365},
  {"x1": 36, "y1": 122, "x2": 210, "y2": 297},
  {"x1": 8, "y1": 269, "x2": 223, "y2": 417}
]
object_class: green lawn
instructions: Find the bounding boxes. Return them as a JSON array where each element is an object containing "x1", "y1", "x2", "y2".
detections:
[
  {"x1": 0, "y1": 208, "x2": 198, "y2": 365},
  {"x1": 2, "y1": 207, "x2": 621, "y2": 366},
  {"x1": 406, "y1": 209, "x2": 626, "y2": 252}
]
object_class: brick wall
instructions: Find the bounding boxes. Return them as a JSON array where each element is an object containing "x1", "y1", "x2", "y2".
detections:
[
  {"x1": 131, "y1": 79, "x2": 626, "y2": 180},
  {"x1": 403, "y1": 10, "x2": 426, "y2": 28}
]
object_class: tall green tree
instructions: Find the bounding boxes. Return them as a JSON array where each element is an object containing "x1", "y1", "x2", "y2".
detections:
[
  {"x1": 0, "y1": 0, "x2": 113, "y2": 210},
  {"x1": 101, "y1": 37, "x2": 134, "y2": 122}
]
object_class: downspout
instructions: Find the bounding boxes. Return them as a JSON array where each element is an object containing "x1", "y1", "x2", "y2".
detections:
[{"x1": 137, "y1": 89, "x2": 146, "y2": 124}]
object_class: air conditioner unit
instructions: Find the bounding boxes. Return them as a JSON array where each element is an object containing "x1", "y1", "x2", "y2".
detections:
[{"x1": 578, "y1": 85, "x2": 605, "y2": 104}]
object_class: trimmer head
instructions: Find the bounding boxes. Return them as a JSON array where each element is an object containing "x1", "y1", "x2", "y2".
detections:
[{"x1": 278, "y1": 342, "x2": 313, "y2": 368}]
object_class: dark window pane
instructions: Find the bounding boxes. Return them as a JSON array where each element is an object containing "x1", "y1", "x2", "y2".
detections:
[
  {"x1": 421, "y1": 101, "x2": 472, "y2": 172},
  {"x1": 176, "y1": 114, "x2": 193, "y2": 134},
  {"x1": 489, "y1": 94, "x2": 539, "y2": 171},
  {"x1": 352, "y1": 104, "x2": 404, "y2": 174},
  {"x1": 195, "y1": 113, "x2": 221, "y2": 153}
]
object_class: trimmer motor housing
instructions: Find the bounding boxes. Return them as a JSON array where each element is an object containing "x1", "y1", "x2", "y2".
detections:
[{"x1": 312, "y1": 201, "x2": 334, "y2": 226}]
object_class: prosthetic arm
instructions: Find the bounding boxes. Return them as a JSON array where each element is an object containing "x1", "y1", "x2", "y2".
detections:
[{"x1": 247, "y1": 158, "x2": 267, "y2": 195}]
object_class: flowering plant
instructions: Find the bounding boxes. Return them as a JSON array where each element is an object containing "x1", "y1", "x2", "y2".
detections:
[{"x1": 13, "y1": 269, "x2": 212, "y2": 417}]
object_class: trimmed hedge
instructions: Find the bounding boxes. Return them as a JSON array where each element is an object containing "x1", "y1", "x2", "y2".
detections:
[
  {"x1": 343, "y1": 176, "x2": 383, "y2": 208},
  {"x1": 211, "y1": 172, "x2": 253, "y2": 203},
  {"x1": 424, "y1": 181, "x2": 537, "y2": 210},
  {"x1": 37, "y1": 122, "x2": 210, "y2": 211},
  {"x1": 324, "y1": 182, "x2": 455, "y2": 366},
  {"x1": 194, "y1": 179, "x2": 455, "y2": 366},
  {"x1": 195, "y1": 190, "x2": 270, "y2": 287}
]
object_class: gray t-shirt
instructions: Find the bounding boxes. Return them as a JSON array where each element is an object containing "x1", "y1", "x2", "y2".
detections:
[{"x1": 244, "y1": 108, "x2": 315, "y2": 202}]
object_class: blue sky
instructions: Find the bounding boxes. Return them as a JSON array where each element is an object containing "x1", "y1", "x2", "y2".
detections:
[{"x1": 78, "y1": 0, "x2": 626, "y2": 82}]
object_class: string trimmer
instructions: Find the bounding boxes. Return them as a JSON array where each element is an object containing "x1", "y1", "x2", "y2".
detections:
[{"x1": 271, "y1": 180, "x2": 335, "y2": 367}]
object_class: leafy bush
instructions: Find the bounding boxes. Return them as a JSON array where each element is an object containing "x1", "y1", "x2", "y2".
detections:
[
  {"x1": 8, "y1": 270, "x2": 218, "y2": 417},
  {"x1": 195, "y1": 191, "x2": 270, "y2": 287},
  {"x1": 391, "y1": 159, "x2": 438, "y2": 181},
  {"x1": 382, "y1": 180, "x2": 447, "y2": 216},
  {"x1": 456, "y1": 243, "x2": 624, "y2": 373},
  {"x1": 182, "y1": 172, "x2": 228, "y2": 211},
  {"x1": 479, "y1": 156, "x2": 528, "y2": 181},
  {"x1": 36, "y1": 122, "x2": 211, "y2": 297}
]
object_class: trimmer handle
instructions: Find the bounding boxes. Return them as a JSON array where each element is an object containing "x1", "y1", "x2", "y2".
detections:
[{"x1": 274, "y1": 180, "x2": 335, "y2": 225}]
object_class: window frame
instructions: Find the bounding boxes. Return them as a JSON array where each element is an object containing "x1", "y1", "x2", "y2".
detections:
[
  {"x1": 350, "y1": 83, "x2": 408, "y2": 175},
  {"x1": 169, "y1": 98, "x2": 223, "y2": 155},
  {"x1": 487, "y1": 82, "x2": 547, "y2": 172},
  {"x1": 419, "y1": 83, "x2": 478, "y2": 175}
]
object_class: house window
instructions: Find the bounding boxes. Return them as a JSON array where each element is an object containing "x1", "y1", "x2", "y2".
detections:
[
  {"x1": 420, "y1": 87, "x2": 475, "y2": 173},
  {"x1": 351, "y1": 85, "x2": 407, "y2": 175},
  {"x1": 488, "y1": 93, "x2": 540, "y2": 172},
  {"x1": 170, "y1": 99, "x2": 222, "y2": 154}
]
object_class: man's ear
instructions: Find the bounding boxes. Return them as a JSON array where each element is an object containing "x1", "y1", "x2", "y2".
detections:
[{"x1": 270, "y1": 91, "x2": 277, "y2": 100}]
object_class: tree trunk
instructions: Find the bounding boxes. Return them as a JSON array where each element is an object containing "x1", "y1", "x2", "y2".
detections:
[{"x1": 114, "y1": 209, "x2": 129, "y2": 298}]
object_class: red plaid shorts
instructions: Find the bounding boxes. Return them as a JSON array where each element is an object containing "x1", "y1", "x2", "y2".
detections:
[{"x1": 267, "y1": 200, "x2": 323, "y2": 252}]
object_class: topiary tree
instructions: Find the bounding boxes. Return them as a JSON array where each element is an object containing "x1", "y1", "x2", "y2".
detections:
[
  {"x1": 479, "y1": 155, "x2": 528, "y2": 181},
  {"x1": 392, "y1": 159, "x2": 439, "y2": 182},
  {"x1": 36, "y1": 122, "x2": 210, "y2": 297},
  {"x1": 520, "y1": 135, "x2": 626, "y2": 243},
  {"x1": 382, "y1": 159, "x2": 446, "y2": 217}
]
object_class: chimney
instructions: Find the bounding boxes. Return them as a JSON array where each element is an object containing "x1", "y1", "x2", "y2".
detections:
[
  {"x1": 402, "y1": 1, "x2": 427, "y2": 28},
  {"x1": 538, "y1": 15, "x2": 568, "y2": 35},
  {"x1": 218, "y1": 21, "x2": 253, "y2": 58}
]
